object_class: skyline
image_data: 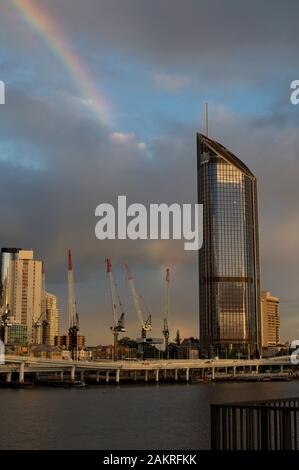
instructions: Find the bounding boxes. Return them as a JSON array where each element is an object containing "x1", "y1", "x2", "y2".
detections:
[{"x1": 0, "y1": 0, "x2": 299, "y2": 344}]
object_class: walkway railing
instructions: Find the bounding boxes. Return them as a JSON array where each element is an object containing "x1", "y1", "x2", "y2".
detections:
[{"x1": 211, "y1": 398, "x2": 299, "y2": 450}]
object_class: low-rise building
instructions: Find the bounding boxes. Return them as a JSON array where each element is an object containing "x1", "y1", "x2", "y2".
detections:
[
  {"x1": 91, "y1": 345, "x2": 114, "y2": 360},
  {"x1": 29, "y1": 345, "x2": 63, "y2": 360},
  {"x1": 54, "y1": 334, "x2": 85, "y2": 350},
  {"x1": 177, "y1": 338, "x2": 200, "y2": 359},
  {"x1": 5, "y1": 343, "x2": 28, "y2": 356}
]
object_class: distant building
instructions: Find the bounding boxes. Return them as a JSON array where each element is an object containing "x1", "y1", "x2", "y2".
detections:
[
  {"x1": 29, "y1": 344, "x2": 63, "y2": 360},
  {"x1": 61, "y1": 349, "x2": 71, "y2": 360},
  {"x1": 261, "y1": 291, "x2": 280, "y2": 349},
  {"x1": 91, "y1": 345, "x2": 114, "y2": 360},
  {"x1": 55, "y1": 334, "x2": 85, "y2": 350},
  {"x1": 177, "y1": 338, "x2": 200, "y2": 359},
  {"x1": 77, "y1": 349, "x2": 92, "y2": 361},
  {"x1": 1, "y1": 249, "x2": 43, "y2": 342},
  {"x1": 44, "y1": 292, "x2": 59, "y2": 346},
  {"x1": 5, "y1": 343, "x2": 28, "y2": 356},
  {"x1": 90, "y1": 344, "x2": 138, "y2": 361},
  {"x1": 6, "y1": 322, "x2": 28, "y2": 345}
]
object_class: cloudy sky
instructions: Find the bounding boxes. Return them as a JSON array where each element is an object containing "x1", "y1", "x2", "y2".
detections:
[{"x1": 0, "y1": 0, "x2": 299, "y2": 344}]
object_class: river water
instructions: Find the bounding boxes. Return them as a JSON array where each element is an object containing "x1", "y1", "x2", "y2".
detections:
[{"x1": 1, "y1": 381, "x2": 299, "y2": 449}]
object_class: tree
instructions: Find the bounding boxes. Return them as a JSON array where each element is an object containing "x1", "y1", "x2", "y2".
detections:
[
  {"x1": 174, "y1": 329, "x2": 181, "y2": 346},
  {"x1": 118, "y1": 337, "x2": 138, "y2": 349}
]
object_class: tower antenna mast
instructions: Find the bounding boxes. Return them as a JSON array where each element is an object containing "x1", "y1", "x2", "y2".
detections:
[{"x1": 205, "y1": 102, "x2": 209, "y2": 137}]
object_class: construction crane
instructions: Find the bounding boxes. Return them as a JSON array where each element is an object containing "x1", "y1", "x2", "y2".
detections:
[
  {"x1": 0, "y1": 304, "x2": 12, "y2": 344},
  {"x1": 41, "y1": 262, "x2": 49, "y2": 344},
  {"x1": 124, "y1": 263, "x2": 152, "y2": 358},
  {"x1": 0, "y1": 264, "x2": 13, "y2": 344},
  {"x1": 0, "y1": 271, "x2": 12, "y2": 343},
  {"x1": 33, "y1": 262, "x2": 48, "y2": 344},
  {"x1": 162, "y1": 268, "x2": 170, "y2": 359},
  {"x1": 106, "y1": 257, "x2": 126, "y2": 361},
  {"x1": 68, "y1": 249, "x2": 79, "y2": 360}
]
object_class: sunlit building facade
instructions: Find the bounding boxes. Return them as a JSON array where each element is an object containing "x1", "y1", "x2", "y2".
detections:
[
  {"x1": 44, "y1": 292, "x2": 59, "y2": 346},
  {"x1": 3, "y1": 250, "x2": 43, "y2": 342},
  {"x1": 261, "y1": 291, "x2": 280, "y2": 348},
  {"x1": 197, "y1": 134, "x2": 261, "y2": 358}
]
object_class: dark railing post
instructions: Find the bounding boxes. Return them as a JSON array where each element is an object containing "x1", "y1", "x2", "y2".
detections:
[
  {"x1": 232, "y1": 408, "x2": 237, "y2": 449},
  {"x1": 281, "y1": 410, "x2": 292, "y2": 450},
  {"x1": 260, "y1": 407, "x2": 269, "y2": 450},
  {"x1": 246, "y1": 408, "x2": 253, "y2": 449},
  {"x1": 211, "y1": 405, "x2": 221, "y2": 449}
]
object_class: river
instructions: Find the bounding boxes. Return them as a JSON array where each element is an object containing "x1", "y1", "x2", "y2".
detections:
[{"x1": 1, "y1": 381, "x2": 299, "y2": 449}]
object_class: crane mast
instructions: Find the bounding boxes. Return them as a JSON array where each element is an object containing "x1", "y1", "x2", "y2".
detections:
[
  {"x1": 0, "y1": 304, "x2": 12, "y2": 344},
  {"x1": 33, "y1": 261, "x2": 46, "y2": 345},
  {"x1": 68, "y1": 249, "x2": 79, "y2": 360},
  {"x1": 0, "y1": 269, "x2": 12, "y2": 344},
  {"x1": 162, "y1": 268, "x2": 170, "y2": 359},
  {"x1": 41, "y1": 262, "x2": 49, "y2": 344},
  {"x1": 106, "y1": 257, "x2": 126, "y2": 361},
  {"x1": 124, "y1": 263, "x2": 152, "y2": 340}
]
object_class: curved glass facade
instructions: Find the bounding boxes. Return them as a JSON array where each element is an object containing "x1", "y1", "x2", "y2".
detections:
[{"x1": 197, "y1": 134, "x2": 261, "y2": 358}]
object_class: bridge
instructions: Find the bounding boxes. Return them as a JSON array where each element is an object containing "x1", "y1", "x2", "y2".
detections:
[{"x1": 0, "y1": 354, "x2": 296, "y2": 385}]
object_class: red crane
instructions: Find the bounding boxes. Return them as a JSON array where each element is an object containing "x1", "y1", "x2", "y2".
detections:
[
  {"x1": 162, "y1": 268, "x2": 170, "y2": 359},
  {"x1": 68, "y1": 249, "x2": 79, "y2": 360}
]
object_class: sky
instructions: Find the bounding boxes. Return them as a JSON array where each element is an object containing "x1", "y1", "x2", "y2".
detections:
[{"x1": 0, "y1": 0, "x2": 299, "y2": 345}]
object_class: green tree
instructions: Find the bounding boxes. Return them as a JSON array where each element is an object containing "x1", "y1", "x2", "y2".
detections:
[
  {"x1": 174, "y1": 329, "x2": 181, "y2": 346},
  {"x1": 118, "y1": 337, "x2": 138, "y2": 349}
]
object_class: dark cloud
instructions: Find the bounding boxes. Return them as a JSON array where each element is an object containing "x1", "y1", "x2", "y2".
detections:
[{"x1": 25, "y1": 0, "x2": 299, "y2": 87}]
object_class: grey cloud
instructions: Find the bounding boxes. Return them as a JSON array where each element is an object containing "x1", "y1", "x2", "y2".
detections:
[
  {"x1": 3, "y1": 0, "x2": 299, "y2": 90},
  {"x1": 24, "y1": 0, "x2": 299, "y2": 87}
]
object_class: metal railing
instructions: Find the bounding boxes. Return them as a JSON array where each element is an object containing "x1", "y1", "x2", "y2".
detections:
[{"x1": 211, "y1": 398, "x2": 299, "y2": 450}]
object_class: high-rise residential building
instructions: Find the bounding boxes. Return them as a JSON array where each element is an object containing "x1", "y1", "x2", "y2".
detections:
[
  {"x1": 261, "y1": 291, "x2": 280, "y2": 348},
  {"x1": 4, "y1": 249, "x2": 43, "y2": 342},
  {"x1": 44, "y1": 292, "x2": 59, "y2": 346},
  {"x1": 197, "y1": 133, "x2": 261, "y2": 358}
]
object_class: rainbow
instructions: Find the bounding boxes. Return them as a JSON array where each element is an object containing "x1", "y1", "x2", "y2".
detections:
[{"x1": 10, "y1": 0, "x2": 113, "y2": 126}]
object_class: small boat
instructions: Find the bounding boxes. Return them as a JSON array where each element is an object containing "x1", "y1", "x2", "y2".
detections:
[{"x1": 72, "y1": 381, "x2": 86, "y2": 388}]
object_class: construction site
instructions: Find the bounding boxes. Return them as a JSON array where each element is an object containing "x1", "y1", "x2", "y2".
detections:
[{"x1": 0, "y1": 248, "x2": 177, "y2": 364}]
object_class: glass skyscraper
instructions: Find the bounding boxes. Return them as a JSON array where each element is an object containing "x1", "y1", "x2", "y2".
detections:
[{"x1": 197, "y1": 133, "x2": 261, "y2": 358}]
